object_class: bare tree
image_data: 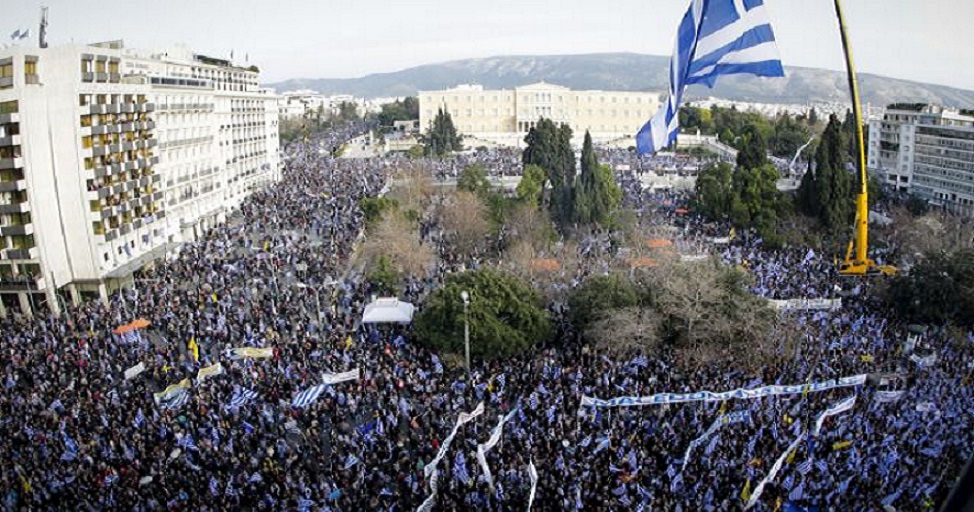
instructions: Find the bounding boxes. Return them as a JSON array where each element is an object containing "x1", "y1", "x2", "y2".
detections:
[
  {"x1": 437, "y1": 191, "x2": 491, "y2": 257},
  {"x1": 585, "y1": 306, "x2": 663, "y2": 355},
  {"x1": 360, "y1": 211, "x2": 435, "y2": 279}
]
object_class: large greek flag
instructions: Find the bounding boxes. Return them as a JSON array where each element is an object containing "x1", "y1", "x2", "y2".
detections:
[{"x1": 636, "y1": 0, "x2": 785, "y2": 154}]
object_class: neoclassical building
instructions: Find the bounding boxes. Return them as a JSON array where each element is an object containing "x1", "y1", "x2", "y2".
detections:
[{"x1": 418, "y1": 82, "x2": 661, "y2": 147}]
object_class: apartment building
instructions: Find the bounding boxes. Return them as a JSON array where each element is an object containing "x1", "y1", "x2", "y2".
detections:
[
  {"x1": 0, "y1": 41, "x2": 280, "y2": 318},
  {"x1": 419, "y1": 82, "x2": 661, "y2": 148},
  {"x1": 867, "y1": 104, "x2": 974, "y2": 214}
]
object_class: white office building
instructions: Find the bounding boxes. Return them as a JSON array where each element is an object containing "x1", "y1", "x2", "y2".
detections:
[
  {"x1": 867, "y1": 104, "x2": 974, "y2": 214},
  {"x1": 0, "y1": 41, "x2": 280, "y2": 318},
  {"x1": 419, "y1": 82, "x2": 661, "y2": 148}
]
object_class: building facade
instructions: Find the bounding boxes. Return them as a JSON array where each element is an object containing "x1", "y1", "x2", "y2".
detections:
[
  {"x1": 0, "y1": 41, "x2": 280, "y2": 318},
  {"x1": 419, "y1": 82, "x2": 661, "y2": 148},
  {"x1": 867, "y1": 105, "x2": 974, "y2": 214}
]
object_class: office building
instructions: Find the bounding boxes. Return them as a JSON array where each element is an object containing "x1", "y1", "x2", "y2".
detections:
[{"x1": 867, "y1": 104, "x2": 974, "y2": 214}]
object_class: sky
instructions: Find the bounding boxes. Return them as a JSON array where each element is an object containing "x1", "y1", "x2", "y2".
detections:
[{"x1": 4, "y1": 0, "x2": 973, "y2": 90}]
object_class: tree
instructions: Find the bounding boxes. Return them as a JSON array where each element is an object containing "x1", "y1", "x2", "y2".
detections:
[
  {"x1": 360, "y1": 211, "x2": 435, "y2": 280},
  {"x1": 367, "y1": 255, "x2": 400, "y2": 296},
  {"x1": 359, "y1": 196, "x2": 399, "y2": 229},
  {"x1": 457, "y1": 164, "x2": 491, "y2": 198},
  {"x1": 888, "y1": 249, "x2": 974, "y2": 327},
  {"x1": 414, "y1": 269, "x2": 552, "y2": 359},
  {"x1": 516, "y1": 164, "x2": 546, "y2": 207},
  {"x1": 736, "y1": 124, "x2": 769, "y2": 170},
  {"x1": 523, "y1": 118, "x2": 576, "y2": 228},
  {"x1": 336, "y1": 101, "x2": 360, "y2": 122},
  {"x1": 568, "y1": 274, "x2": 639, "y2": 330},
  {"x1": 693, "y1": 162, "x2": 735, "y2": 220},
  {"x1": 422, "y1": 108, "x2": 463, "y2": 156},
  {"x1": 798, "y1": 115, "x2": 854, "y2": 231},
  {"x1": 437, "y1": 191, "x2": 491, "y2": 257},
  {"x1": 376, "y1": 97, "x2": 419, "y2": 126}
]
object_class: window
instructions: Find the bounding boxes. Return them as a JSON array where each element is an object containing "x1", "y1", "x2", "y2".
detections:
[
  {"x1": 0, "y1": 100, "x2": 17, "y2": 115},
  {"x1": 0, "y1": 63, "x2": 12, "y2": 78},
  {"x1": 24, "y1": 60, "x2": 37, "y2": 76}
]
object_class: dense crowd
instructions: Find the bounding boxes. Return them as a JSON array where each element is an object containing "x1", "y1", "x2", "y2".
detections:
[{"x1": 1, "y1": 125, "x2": 972, "y2": 511}]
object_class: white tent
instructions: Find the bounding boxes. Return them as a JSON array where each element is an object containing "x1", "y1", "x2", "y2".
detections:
[{"x1": 362, "y1": 297, "x2": 415, "y2": 324}]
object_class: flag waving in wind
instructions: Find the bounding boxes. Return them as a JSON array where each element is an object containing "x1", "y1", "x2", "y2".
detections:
[{"x1": 636, "y1": 0, "x2": 784, "y2": 154}]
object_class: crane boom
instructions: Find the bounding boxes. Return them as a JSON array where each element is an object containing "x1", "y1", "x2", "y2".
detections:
[{"x1": 833, "y1": 0, "x2": 896, "y2": 276}]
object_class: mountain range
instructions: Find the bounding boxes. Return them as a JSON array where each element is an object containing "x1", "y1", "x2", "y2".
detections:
[{"x1": 267, "y1": 53, "x2": 974, "y2": 109}]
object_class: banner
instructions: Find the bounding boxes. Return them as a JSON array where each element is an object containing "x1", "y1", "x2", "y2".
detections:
[
  {"x1": 581, "y1": 374, "x2": 866, "y2": 408},
  {"x1": 424, "y1": 402, "x2": 485, "y2": 480},
  {"x1": 527, "y1": 461, "x2": 539, "y2": 511},
  {"x1": 124, "y1": 362, "x2": 146, "y2": 380},
  {"x1": 875, "y1": 390, "x2": 905, "y2": 403},
  {"x1": 682, "y1": 410, "x2": 750, "y2": 471},
  {"x1": 153, "y1": 379, "x2": 191, "y2": 404},
  {"x1": 745, "y1": 430, "x2": 806, "y2": 510},
  {"x1": 197, "y1": 363, "x2": 224, "y2": 382},
  {"x1": 768, "y1": 298, "x2": 841, "y2": 312},
  {"x1": 416, "y1": 469, "x2": 439, "y2": 512},
  {"x1": 910, "y1": 353, "x2": 937, "y2": 368},
  {"x1": 476, "y1": 409, "x2": 517, "y2": 491},
  {"x1": 811, "y1": 395, "x2": 857, "y2": 437},
  {"x1": 227, "y1": 347, "x2": 274, "y2": 360},
  {"x1": 321, "y1": 368, "x2": 360, "y2": 385}
]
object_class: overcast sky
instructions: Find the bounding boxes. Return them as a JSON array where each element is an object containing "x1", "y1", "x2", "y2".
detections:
[{"x1": 5, "y1": 0, "x2": 973, "y2": 90}]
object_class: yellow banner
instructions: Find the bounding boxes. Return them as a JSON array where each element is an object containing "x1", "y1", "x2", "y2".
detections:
[
  {"x1": 229, "y1": 347, "x2": 274, "y2": 359},
  {"x1": 197, "y1": 363, "x2": 224, "y2": 381},
  {"x1": 154, "y1": 378, "x2": 191, "y2": 401}
]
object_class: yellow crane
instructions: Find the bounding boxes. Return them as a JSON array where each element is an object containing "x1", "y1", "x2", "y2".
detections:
[{"x1": 833, "y1": 0, "x2": 896, "y2": 276}]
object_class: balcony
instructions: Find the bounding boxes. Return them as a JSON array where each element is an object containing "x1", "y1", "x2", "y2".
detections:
[
  {"x1": 152, "y1": 191, "x2": 164, "y2": 201},
  {"x1": 144, "y1": 103, "x2": 155, "y2": 112},
  {"x1": 121, "y1": 104, "x2": 135, "y2": 114},
  {"x1": 0, "y1": 275, "x2": 45, "y2": 292},
  {"x1": 0, "y1": 179, "x2": 26, "y2": 192},
  {"x1": 96, "y1": 72, "x2": 109, "y2": 83},
  {"x1": 112, "y1": 184, "x2": 125, "y2": 195},
  {"x1": 0, "y1": 201, "x2": 30, "y2": 214},
  {"x1": 0, "y1": 113, "x2": 19, "y2": 124},
  {"x1": 119, "y1": 224, "x2": 131, "y2": 235},
  {"x1": 0, "y1": 135, "x2": 21, "y2": 147},
  {"x1": 91, "y1": 125, "x2": 108, "y2": 135},
  {"x1": 124, "y1": 160, "x2": 138, "y2": 172},
  {"x1": 82, "y1": 72, "x2": 94, "y2": 83},
  {"x1": 89, "y1": 104, "x2": 108, "y2": 115},
  {"x1": 1, "y1": 246, "x2": 39, "y2": 260},
  {"x1": 104, "y1": 229, "x2": 118, "y2": 242},
  {"x1": 122, "y1": 123, "x2": 136, "y2": 133},
  {"x1": 0, "y1": 157, "x2": 24, "y2": 170},
  {"x1": 100, "y1": 207, "x2": 113, "y2": 219},
  {"x1": 0, "y1": 224, "x2": 34, "y2": 236},
  {"x1": 94, "y1": 166, "x2": 110, "y2": 178},
  {"x1": 92, "y1": 146, "x2": 107, "y2": 157}
]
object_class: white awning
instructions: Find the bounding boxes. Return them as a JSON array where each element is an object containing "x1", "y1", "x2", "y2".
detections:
[{"x1": 362, "y1": 297, "x2": 415, "y2": 324}]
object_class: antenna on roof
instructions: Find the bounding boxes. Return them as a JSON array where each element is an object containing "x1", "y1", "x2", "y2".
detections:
[{"x1": 39, "y1": 6, "x2": 48, "y2": 48}]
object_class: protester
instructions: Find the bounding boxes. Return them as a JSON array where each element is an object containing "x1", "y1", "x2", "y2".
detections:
[{"x1": 1, "y1": 124, "x2": 971, "y2": 511}]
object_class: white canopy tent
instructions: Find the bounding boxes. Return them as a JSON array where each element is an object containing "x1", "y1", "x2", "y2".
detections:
[{"x1": 362, "y1": 297, "x2": 415, "y2": 324}]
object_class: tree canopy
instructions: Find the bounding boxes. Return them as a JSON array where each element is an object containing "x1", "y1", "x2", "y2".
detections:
[
  {"x1": 376, "y1": 97, "x2": 419, "y2": 126},
  {"x1": 421, "y1": 108, "x2": 463, "y2": 156},
  {"x1": 456, "y1": 164, "x2": 491, "y2": 198},
  {"x1": 413, "y1": 269, "x2": 552, "y2": 360},
  {"x1": 573, "y1": 131, "x2": 622, "y2": 226},
  {"x1": 692, "y1": 161, "x2": 781, "y2": 237},
  {"x1": 797, "y1": 114, "x2": 854, "y2": 231},
  {"x1": 523, "y1": 119, "x2": 576, "y2": 228},
  {"x1": 887, "y1": 249, "x2": 974, "y2": 328}
]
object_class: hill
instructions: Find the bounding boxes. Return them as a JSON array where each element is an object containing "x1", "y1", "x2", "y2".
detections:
[{"x1": 267, "y1": 53, "x2": 974, "y2": 108}]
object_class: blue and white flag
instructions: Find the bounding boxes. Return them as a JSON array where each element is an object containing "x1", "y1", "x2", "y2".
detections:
[
  {"x1": 453, "y1": 451, "x2": 472, "y2": 485},
  {"x1": 635, "y1": 0, "x2": 785, "y2": 154},
  {"x1": 229, "y1": 387, "x2": 258, "y2": 409},
  {"x1": 291, "y1": 384, "x2": 326, "y2": 408},
  {"x1": 343, "y1": 453, "x2": 360, "y2": 470}
]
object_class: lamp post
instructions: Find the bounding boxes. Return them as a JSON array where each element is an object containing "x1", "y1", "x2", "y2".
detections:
[
  {"x1": 461, "y1": 290, "x2": 470, "y2": 374},
  {"x1": 296, "y1": 282, "x2": 322, "y2": 324}
]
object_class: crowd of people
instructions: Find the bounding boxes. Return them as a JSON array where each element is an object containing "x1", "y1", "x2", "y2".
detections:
[{"x1": 1, "y1": 124, "x2": 972, "y2": 511}]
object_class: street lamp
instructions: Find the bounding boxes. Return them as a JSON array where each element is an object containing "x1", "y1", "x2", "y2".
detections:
[
  {"x1": 461, "y1": 290, "x2": 470, "y2": 374},
  {"x1": 295, "y1": 282, "x2": 322, "y2": 324}
]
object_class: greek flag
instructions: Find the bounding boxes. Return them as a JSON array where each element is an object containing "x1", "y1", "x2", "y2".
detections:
[
  {"x1": 343, "y1": 454, "x2": 360, "y2": 470},
  {"x1": 453, "y1": 451, "x2": 471, "y2": 485},
  {"x1": 209, "y1": 476, "x2": 219, "y2": 496},
  {"x1": 788, "y1": 481, "x2": 805, "y2": 501},
  {"x1": 178, "y1": 434, "x2": 197, "y2": 450},
  {"x1": 291, "y1": 384, "x2": 326, "y2": 408},
  {"x1": 635, "y1": 0, "x2": 785, "y2": 154},
  {"x1": 797, "y1": 459, "x2": 812, "y2": 475},
  {"x1": 133, "y1": 408, "x2": 146, "y2": 428}
]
